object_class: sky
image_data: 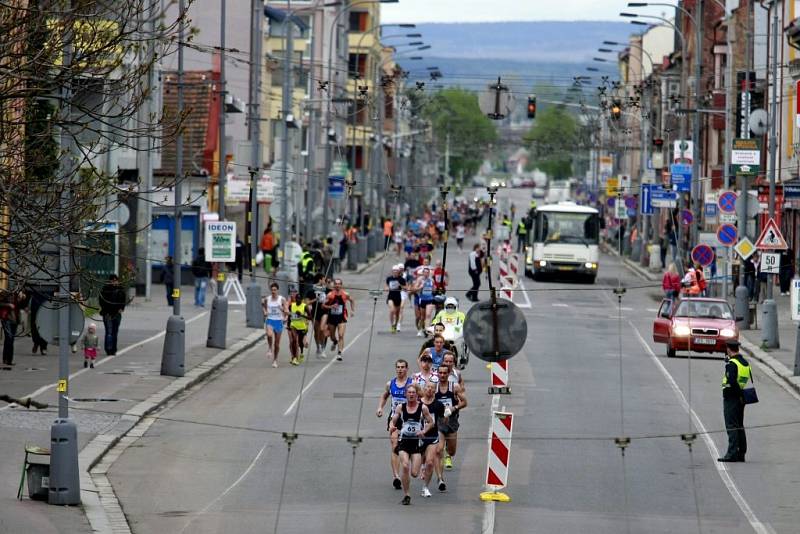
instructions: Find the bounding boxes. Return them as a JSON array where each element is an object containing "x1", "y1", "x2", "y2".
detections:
[{"x1": 381, "y1": 0, "x2": 645, "y2": 24}]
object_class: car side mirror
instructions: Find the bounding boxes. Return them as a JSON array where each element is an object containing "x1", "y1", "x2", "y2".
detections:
[
  {"x1": 735, "y1": 316, "x2": 744, "y2": 322},
  {"x1": 660, "y1": 311, "x2": 670, "y2": 319}
]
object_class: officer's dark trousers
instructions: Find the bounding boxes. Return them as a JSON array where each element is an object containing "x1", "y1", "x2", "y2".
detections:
[
  {"x1": 467, "y1": 269, "x2": 481, "y2": 301},
  {"x1": 723, "y1": 397, "x2": 746, "y2": 459}
]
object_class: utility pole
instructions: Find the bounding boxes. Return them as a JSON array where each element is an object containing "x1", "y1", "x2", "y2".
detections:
[
  {"x1": 762, "y1": 1, "x2": 780, "y2": 348},
  {"x1": 50, "y1": 2, "x2": 80, "y2": 505},
  {"x1": 245, "y1": 0, "x2": 263, "y2": 327},
  {"x1": 276, "y1": 1, "x2": 295, "y2": 293},
  {"x1": 161, "y1": 0, "x2": 186, "y2": 377},
  {"x1": 722, "y1": 14, "x2": 735, "y2": 300},
  {"x1": 690, "y1": 0, "x2": 703, "y2": 255},
  {"x1": 207, "y1": 0, "x2": 229, "y2": 348},
  {"x1": 639, "y1": 80, "x2": 650, "y2": 268},
  {"x1": 734, "y1": 3, "x2": 753, "y2": 331}
]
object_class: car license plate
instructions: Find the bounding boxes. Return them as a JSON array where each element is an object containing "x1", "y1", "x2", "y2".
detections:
[
  {"x1": 693, "y1": 337, "x2": 716, "y2": 345},
  {"x1": 558, "y1": 266, "x2": 575, "y2": 271}
]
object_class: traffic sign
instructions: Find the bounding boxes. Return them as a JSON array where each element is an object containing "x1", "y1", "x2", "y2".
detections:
[
  {"x1": 650, "y1": 186, "x2": 678, "y2": 208},
  {"x1": 732, "y1": 138, "x2": 761, "y2": 176},
  {"x1": 716, "y1": 224, "x2": 738, "y2": 247},
  {"x1": 734, "y1": 237, "x2": 756, "y2": 260},
  {"x1": 704, "y1": 202, "x2": 718, "y2": 218},
  {"x1": 680, "y1": 209, "x2": 693, "y2": 226},
  {"x1": 670, "y1": 163, "x2": 692, "y2": 192},
  {"x1": 791, "y1": 279, "x2": 800, "y2": 322},
  {"x1": 720, "y1": 213, "x2": 738, "y2": 224},
  {"x1": 606, "y1": 197, "x2": 616, "y2": 207},
  {"x1": 463, "y1": 299, "x2": 527, "y2": 362},
  {"x1": 624, "y1": 196, "x2": 636, "y2": 209},
  {"x1": 606, "y1": 177, "x2": 619, "y2": 197},
  {"x1": 35, "y1": 302, "x2": 86, "y2": 346},
  {"x1": 718, "y1": 191, "x2": 738, "y2": 213},
  {"x1": 754, "y1": 217, "x2": 788, "y2": 250},
  {"x1": 614, "y1": 201, "x2": 627, "y2": 220},
  {"x1": 760, "y1": 252, "x2": 780, "y2": 274},
  {"x1": 640, "y1": 184, "x2": 654, "y2": 215},
  {"x1": 691, "y1": 244, "x2": 715, "y2": 267}
]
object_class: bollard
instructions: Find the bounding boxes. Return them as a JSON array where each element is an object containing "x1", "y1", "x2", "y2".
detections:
[
  {"x1": 161, "y1": 315, "x2": 185, "y2": 377},
  {"x1": 245, "y1": 281, "x2": 263, "y2": 328},
  {"x1": 734, "y1": 285, "x2": 749, "y2": 331},
  {"x1": 648, "y1": 244, "x2": 662, "y2": 271},
  {"x1": 346, "y1": 242, "x2": 357, "y2": 270},
  {"x1": 206, "y1": 294, "x2": 228, "y2": 348},
  {"x1": 357, "y1": 235, "x2": 368, "y2": 264},
  {"x1": 48, "y1": 418, "x2": 80, "y2": 505},
  {"x1": 761, "y1": 299, "x2": 780, "y2": 349},
  {"x1": 366, "y1": 231, "x2": 376, "y2": 257}
]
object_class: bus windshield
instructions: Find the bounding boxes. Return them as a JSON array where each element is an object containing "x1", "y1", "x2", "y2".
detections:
[{"x1": 536, "y1": 212, "x2": 599, "y2": 245}]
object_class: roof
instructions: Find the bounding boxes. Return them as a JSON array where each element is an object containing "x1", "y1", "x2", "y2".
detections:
[
  {"x1": 537, "y1": 202, "x2": 599, "y2": 215},
  {"x1": 157, "y1": 70, "x2": 219, "y2": 178}
]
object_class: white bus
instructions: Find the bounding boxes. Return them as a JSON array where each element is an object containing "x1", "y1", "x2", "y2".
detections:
[{"x1": 525, "y1": 201, "x2": 601, "y2": 283}]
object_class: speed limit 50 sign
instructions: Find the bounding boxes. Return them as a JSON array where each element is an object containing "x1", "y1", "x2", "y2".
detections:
[{"x1": 760, "y1": 252, "x2": 781, "y2": 274}]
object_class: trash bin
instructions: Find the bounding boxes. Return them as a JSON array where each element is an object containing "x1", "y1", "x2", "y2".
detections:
[{"x1": 27, "y1": 463, "x2": 49, "y2": 501}]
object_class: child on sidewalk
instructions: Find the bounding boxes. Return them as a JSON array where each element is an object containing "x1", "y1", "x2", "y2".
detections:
[{"x1": 83, "y1": 323, "x2": 99, "y2": 368}]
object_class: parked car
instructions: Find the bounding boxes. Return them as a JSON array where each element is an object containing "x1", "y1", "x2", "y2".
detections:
[{"x1": 652, "y1": 298, "x2": 738, "y2": 358}]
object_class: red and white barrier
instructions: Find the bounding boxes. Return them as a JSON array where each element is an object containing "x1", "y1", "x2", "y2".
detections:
[
  {"x1": 486, "y1": 411, "x2": 514, "y2": 489},
  {"x1": 491, "y1": 360, "x2": 508, "y2": 389}
]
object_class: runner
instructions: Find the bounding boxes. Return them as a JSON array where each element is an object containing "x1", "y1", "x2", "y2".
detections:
[
  {"x1": 411, "y1": 266, "x2": 436, "y2": 336},
  {"x1": 322, "y1": 278, "x2": 354, "y2": 361},
  {"x1": 394, "y1": 228, "x2": 404, "y2": 256},
  {"x1": 435, "y1": 365, "x2": 467, "y2": 470},
  {"x1": 376, "y1": 358, "x2": 413, "y2": 490},
  {"x1": 419, "y1": 334, "x2": 453, "y2": 371},
  {"x1": 261, "y1": 283, "x2": 288, "y2": 368},
  {"x1": 385, "y1": 265, "x2": 406, "y2": 333},
  {"x1": 390, "y1": 384, "x2": 434, "y2": 506},
  {"x1": 412, "y1": 352, "x2": 438, "y2": 386},
  {"x1": 432, "y1": 260, "x2": 449, "y2": 294},
  {"x1": 419, "y1": 380, "x2": 446, "y2": 497},
  {"x1": 397, "y1": 264, "x2": 409, "y2": 332},
  {"x1": 441, "y1": 352, "x2": 464, "y2": 390},
  {"x1": 455, "y1": 223, "x2": 465, "y2": 251},
  {"x1": 305, "y1": 273, "x2": 330, "y2": 359},
  {"x1": 419, "y1": 323, "x2": 456, "y2": 356},
  {"x1": 287, "y1": 288, "x2": 309, "y2": 366}
]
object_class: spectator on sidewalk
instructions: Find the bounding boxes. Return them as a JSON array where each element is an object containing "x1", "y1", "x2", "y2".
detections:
[
  {"x1": 260, "y1": 220, "x2": 278, "y2": 272},
  {"x1": 383, "y1": 217, "x2": 393, "y2": 250},
  {"x1": 661, "y1": 263, "x2": 681, "y2": 299},
  {"x1": 161, "y1": 255, "x2": 175, "y2": 306},
  {"x1": 29, "y1": 288, "x2": 49, "y2": 355},
  {"x1": 779, "y1": 248, "x2": 794, "y2": 295},
  {"x1": 744, "y1": 254, "x2": 757, "y2": 301},
  {"x1": 99, "y1": 275, "x2": 127, "y2": 356},
  {"x1": 1, "y1": 289, "x2": 29, "y2": 367},
  {"x1": 82, "y1": 323, "x2": 99, "y2": 368},
  {"x1": 191, "y1": 249, "x2": 211, "y2": 307}
]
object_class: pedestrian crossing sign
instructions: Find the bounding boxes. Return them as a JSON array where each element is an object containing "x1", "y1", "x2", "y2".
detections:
[
  {"x1": 734, "y1": 237, "x2": 755, "y2": 260},
  {"x1": 754, "y1": 217, "x2": 787, "y2": 250}
]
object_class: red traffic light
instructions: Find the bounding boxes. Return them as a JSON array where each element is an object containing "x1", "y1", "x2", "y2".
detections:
[
  {"x1": 527, "y1": 95, "x2": 537, "y2": 119},
  {"x1": 653, "y1": 138, "x2": 664, "y2": 147}
]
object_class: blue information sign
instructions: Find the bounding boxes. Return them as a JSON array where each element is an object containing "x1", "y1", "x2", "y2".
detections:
[
  {"x1": 328, "y1": 176, "x2": 345, "y2": 199},
  {"x1": 670, "y1": 163, "x2": 692, "y2": 192},
  {"x1": 650, "y1": 186, "x2": 678, "y2": 207}
]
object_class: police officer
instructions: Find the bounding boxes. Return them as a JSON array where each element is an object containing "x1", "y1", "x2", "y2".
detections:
[
  {"x1": 298, "y1": 249, "x2": 316, "y2": 294},
  {"x1": 516, "y1": 218, "x2": 528, "y2": 252},
  {"x1": 718, "y1": 339, "x2": 751, "y2": 462}
]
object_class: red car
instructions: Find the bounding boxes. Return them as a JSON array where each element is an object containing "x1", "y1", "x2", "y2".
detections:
[{"x1": 652, "y1": 297, "x2": 739, "y2": 358}]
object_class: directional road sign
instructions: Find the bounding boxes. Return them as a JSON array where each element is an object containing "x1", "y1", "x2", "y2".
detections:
[
  {"x1": 718, "y1": 191, "x2": 738, "y2": 213},
  {"x1": 691, "y1": 244, "x2": 715, "y2": 267},
  {"x1": 640, "y1": 184, "x2": 654, "y2": 215},
  {"x1": 754, "y1": 217, "x2": 788, "y2": 250},
  {"x1": 716, "y1": 223, "x2": 737, "y2": 247},
  {"x1": 734, "y1": 237, "x2": 756, "y2": 260},
  {"x1": 650, "y1": 186, "x2": 678, "y2": 208}
]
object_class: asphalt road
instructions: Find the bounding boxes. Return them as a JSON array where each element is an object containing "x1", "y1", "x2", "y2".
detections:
[{"x1": 108, "y1": 187, "x2": 800, "y2": 534}]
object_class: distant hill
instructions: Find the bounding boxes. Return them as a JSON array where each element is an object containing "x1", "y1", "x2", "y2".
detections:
[{"x1": 401, "y1": 21, "x2": 633, "y2": 92}]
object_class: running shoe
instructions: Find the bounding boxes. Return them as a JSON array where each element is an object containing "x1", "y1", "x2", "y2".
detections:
[
  {"x1": 401, "y1": 495, "x2": 411, "y2": 506},
  {"x1": 417, "y1": 330, "x2": 424, "y2": 337},
  {"x1": 290, "y1": 358, "x2": 298, "y2": 366},
  {"x1": 438, "y1": 480, "x2": 447, "y2": 492},
  {"x1": 444, "y1": 455, "x2": 453, "y2": 470},
  {"x1": 336, "y1": 352, "x2": 343, "y2": 362},
  {"x1": 421, "y1": 486, "x2": 432, "y2": 498},
  {"x1": 393, "y1": 477, "x2": 402, "y2": 490},
  {"x1": 391, "y1": 325, "x2": 396, "y2": 334},
  {"x1": 298, "y1": 353, "x2": 305, "y2": 364},
  {"x1": 396, "y1": 323, "x2": 402, "y2": 332},
  {"x1": 272, "y1": 361, "x2": 278, "y2": 368},
  {"x1": 319, "y1": 350, "x2": 327, "y2": 359}
]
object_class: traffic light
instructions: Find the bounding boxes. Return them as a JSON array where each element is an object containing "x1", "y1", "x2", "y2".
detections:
[
  {"x1": 652, "y1": 138, "x2": 664, "y2": 148},
  {"x1": 527, "y1": 95, "x2": 537, "y2": 119},
  {"x1": 610, "y1": 100, "x2": 622, "y2": 120}
]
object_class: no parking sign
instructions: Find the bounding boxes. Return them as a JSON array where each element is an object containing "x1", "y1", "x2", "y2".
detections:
[{"x1": 691, "y1": 244, "x2": 715, "y2": 267}]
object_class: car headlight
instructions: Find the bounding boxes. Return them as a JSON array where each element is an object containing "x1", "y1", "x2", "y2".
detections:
[
  {"x1": 720, "y1": 328, "x2": 736, "y2": 338},
  {"x1": 539, "y1": 260, "x2": 547, "y2": 267},
  {"x1": 584, "y1": 262, "x2": 597, "y2": 269},
  {"x1": 673, "y1": 325, "x2": 690, "y2": 336}
]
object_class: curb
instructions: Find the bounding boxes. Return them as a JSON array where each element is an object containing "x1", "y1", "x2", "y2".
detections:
[
  {"x1": 355, "y1": 251, "x2": 391, "y2": 274},
  {"x1": 79, "y1": 330, "x2": 264, "y2": 534},
  {"x1": 739, "y1": 336, "x2": 800, "y2": 397}
]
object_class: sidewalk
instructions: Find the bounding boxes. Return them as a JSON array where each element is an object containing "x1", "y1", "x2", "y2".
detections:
[
  {"x1": 619, "y1": 256, "x2": 800, "y2": 396},
  {"x1": 0, "y1": 285, "x2": 263, "y2": 533}
]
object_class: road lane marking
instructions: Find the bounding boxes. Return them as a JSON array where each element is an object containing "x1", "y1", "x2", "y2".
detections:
[
  {"x1": 551, "y1": 303, "x2": 569, "y2": 308},
  {"x1": 630, "y1": 322, "x2": 771, "y2": 534},
  {"x1": 283, "y1": 326, "x2": 370, "y2": 416},
  {"x1": 1, "y1": 311, "x2": 209, "y2": 411}
]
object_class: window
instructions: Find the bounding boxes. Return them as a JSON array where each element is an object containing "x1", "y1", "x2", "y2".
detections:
[
  {"x1": 349, "y1": 11, "x2": 368, "y2": 32},
  {"x1": 268, "y1": 16, "x2": 310, "y2": 38},
  {"x1": 384, "y1": 94, "x2": 394, "y2": 119},
  {"x1": 270, "y1": 51, "x2": 307, "y2": 88},
  {"x1": 348, "y1": 53, "x2": 367, "y2": 79},
  {"x1": 346, "y1": 145, "x2": 364, "y2": 169},
  {"x1": 535, "y1": 212, "x2": 600, "y2": 245},
  {"x1": 348, "y1": 100, "x2": 368, "y2": 125},
  {"x1": 674, "y1": 301, "x2": 733, "y2": 319}
]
